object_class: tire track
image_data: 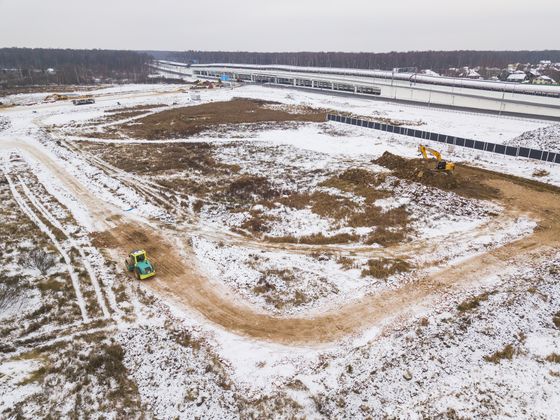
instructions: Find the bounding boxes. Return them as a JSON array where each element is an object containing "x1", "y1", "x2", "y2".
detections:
[
  {"x1": 17, "y1": 176, "x2": 112, "y2": 318},
  {"x1": 2, "y1": 161, "x2": 89, "y2": 322}
]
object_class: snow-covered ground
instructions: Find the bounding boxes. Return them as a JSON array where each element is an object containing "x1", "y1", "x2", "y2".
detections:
[
  {"x1": 1, "y1": 83, "x2": 559, "y2": 418},
  {"x1": 506, "y1": 123, "x2": 560, "y2": 152}
]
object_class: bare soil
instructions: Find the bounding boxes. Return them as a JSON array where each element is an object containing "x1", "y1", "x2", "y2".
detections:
[
  {"x1": 118, "y1": 98, "x2": 326, "y2": 139},
  {"x1": 374, "y1": 151, "x2": 500, "y2": 200}
]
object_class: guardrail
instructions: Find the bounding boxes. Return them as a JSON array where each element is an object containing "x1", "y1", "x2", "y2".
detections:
[{"x1": 327, "y1": 114, "x2": 560, "y2": 165}]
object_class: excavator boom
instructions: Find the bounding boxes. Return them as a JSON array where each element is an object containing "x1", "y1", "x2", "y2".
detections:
[
  {"x1": 418, "y1": 144, "x2": 442, "y2": 161},
  {"x1": 418, "y1": 144, "x2": 454, "y2": 171}
]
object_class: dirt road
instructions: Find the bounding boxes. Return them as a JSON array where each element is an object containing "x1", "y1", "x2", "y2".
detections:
[{"x1": 3, "y1": 136, "x2": 560, "y2": 345}]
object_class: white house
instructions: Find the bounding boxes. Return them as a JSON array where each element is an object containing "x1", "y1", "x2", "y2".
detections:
[{"x1": 507, "y1": 71, "x2": 528, "y2": 83}]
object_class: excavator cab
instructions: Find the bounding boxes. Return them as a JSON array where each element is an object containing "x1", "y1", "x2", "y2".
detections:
[
  {"x1": 436, "y1": 160, "x2": 455, "y2": 171},
  {"x1": 418, "y1": 144, "x2": 455, "y2": 172}
]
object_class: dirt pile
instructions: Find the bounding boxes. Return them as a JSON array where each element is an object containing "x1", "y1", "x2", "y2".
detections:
[
  {"x1": 374, "y1": 152, "x2": 500, "y2": 200},
  {"x1": 120, "y1": 98, "x2": 326, "y2": 140}
]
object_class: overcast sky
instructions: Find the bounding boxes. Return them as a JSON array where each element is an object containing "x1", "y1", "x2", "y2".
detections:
[{"x1": 1, "y1": 0, "x2": 559, "y2": 52}]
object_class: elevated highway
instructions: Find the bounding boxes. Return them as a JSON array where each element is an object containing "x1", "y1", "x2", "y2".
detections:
[{"x1": 155, "y1": 61, "x2": 560, "y2": 119}]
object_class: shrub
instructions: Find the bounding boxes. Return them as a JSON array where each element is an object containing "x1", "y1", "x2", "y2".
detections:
[{"x1": 20, "y1": 249, "x2": 58, "y2": 275}]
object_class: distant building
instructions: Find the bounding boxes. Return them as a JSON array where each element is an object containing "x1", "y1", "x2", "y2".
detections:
[
  {"x1": 421, "y1": 69, "x2": 440, "y2": 77},
  {"x1": 507, "y1": 71, "x2": 528, "y2": 83},
  {"x1": 533, "y1": 75, "x2": 556, "y2": 85},
  {"x1": 482, "y1": 67, "x2": 502, "y2": 79},
  {"x1": 459, "y1": 69, "x2": 482, "y2": 79}
]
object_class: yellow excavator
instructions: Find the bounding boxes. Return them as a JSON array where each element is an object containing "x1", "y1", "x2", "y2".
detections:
[{"x1": 418, "y1": 144, "x2": 455, "y2": 171}]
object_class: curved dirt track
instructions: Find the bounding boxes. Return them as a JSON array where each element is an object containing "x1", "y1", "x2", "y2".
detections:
[
  {"x1": 95, "y1": 176, "x2": 560, "y2": 345},
  {"x1": 3, "y1": 136, "x2": 560, "y2": 345}
]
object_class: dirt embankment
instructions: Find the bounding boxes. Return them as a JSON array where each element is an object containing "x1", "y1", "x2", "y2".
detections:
[
  {"x1": 119, "y1": 98, "x2": 326, "y2": 139},
  {"x1": 374, "y1": 152, "x2": 500, "y2": 200}
]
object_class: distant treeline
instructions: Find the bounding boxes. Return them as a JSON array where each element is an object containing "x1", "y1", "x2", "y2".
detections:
[
  {"x1": 152, "y1": 50, "x2": 560, "y2": 72},
  {"x1": 0, "y1": 48, "x2": 151, "y2": 87}
]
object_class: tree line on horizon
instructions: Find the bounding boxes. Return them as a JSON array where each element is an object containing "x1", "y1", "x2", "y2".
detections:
[
  {"x1": 3, "y1": 48, "x2": 560, "y2": 88},
  {"x1": 0, "y1": 48, "x2": 151, "y2": 87},
  {"x1": 156, "y1": 50, "x2": 560, "y2": 72}
]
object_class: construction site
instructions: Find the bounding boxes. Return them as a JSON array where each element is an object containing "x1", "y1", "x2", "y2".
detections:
[{"x1": 1, "y1": 76, "x2": 560, "y2": 418}]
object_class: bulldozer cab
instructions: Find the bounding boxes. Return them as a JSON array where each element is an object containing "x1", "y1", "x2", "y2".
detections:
[
  {"x1": 130, "y1": 250, "x2": 146, "y2": 263},
  {"x1": 127, "y1": 250, "x2": 146, "y2": 269}
]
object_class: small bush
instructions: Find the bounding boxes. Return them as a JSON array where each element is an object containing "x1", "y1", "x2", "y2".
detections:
[
  {"x1": 337, "y1": 256, "x2": 356, "y2": 270},
  {"x1": 361, "y1": 258, "x2": 411, "y2": 279}
]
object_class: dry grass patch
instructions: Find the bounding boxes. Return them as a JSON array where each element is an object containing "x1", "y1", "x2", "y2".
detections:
[
  {"x1": 320, "y1": 168, "x2": 387, "y2": 203},
  {"x1": 337, "y1": 256, "x2": 357, "y2": 270},
  {"x1": 364, "y1": 226, "x2": 408, "y2": 247},
  {"x1": 457, "y1": 292, "x2": 491, "y2": 312},
  {"x1": 267, "y1": 232, "x2": 359, "y2": 245},
  {"x1": 546, "y1": 353, "x2": 560, "y2": 363},
  {"x1": 252, "y1": 269, "x2": 309, "y2": 309},
  {"x1": 240, "y1": 211, "x2": 278, "y2": 234},
  {"x1": 257, "y1": 168, "x2": 410, "y2": 246},
  {"x1": 275, "y1": 191, "x2": 359, "y2": 220},
  {"x1": 533, "y1": 169, "x2": 550, "y2": 178},
  {"x1": 484, "y1": 344, "x2": 516, "y2": 363},
  {"x1": 227, "y1": 175, "x2": 280, "y2": 201},
  {"x1": 553, "y1": 312, "x2": 560, "y2": 329},
  {"x1": 361, "y1": 258, "x2": 411, "y2": 279},
  {"x1": 105, "y1": 104, "x2": 166, "y2": 113},
  {"x1": 84, "y1": 141, "x2": 240, "y2": 197}
]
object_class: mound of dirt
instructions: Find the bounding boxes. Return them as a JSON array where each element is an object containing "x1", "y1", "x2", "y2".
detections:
[
  {"x1": 119, "y1": 98, "x2": 326, "y2": 140},
  {"x1": 374, "y1": 152, "x2": 500, "y2": 200}
]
